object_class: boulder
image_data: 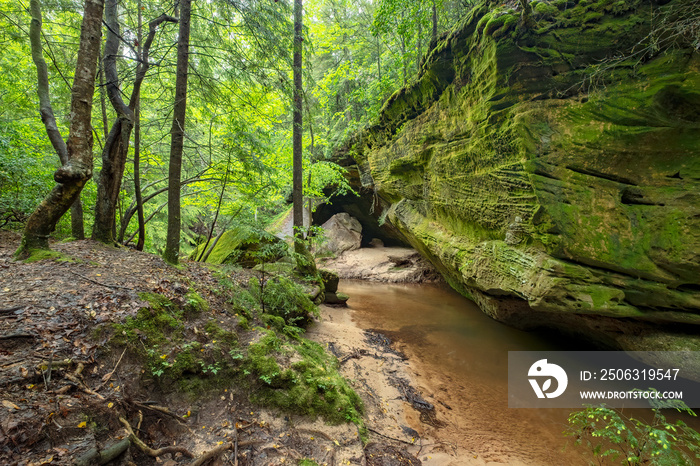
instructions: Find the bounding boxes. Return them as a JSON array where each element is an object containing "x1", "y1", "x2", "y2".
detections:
[
  {"x1": 369, "y1": 238, "x2": 385, "y2": 248},
  {"x1": 319, "y1": 268, "x2": 340, "y2": 293},
  {"x1": 318, "y1": 213, "x2": 362, "y2": 255},
  {"x1": 324, "y1": 291, "x2": 349, "y2": 306}
]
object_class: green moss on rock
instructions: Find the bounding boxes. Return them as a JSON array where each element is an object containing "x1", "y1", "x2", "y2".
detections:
[{"x1": 340, "y1": 0, "x2": 700, "y2": 352}]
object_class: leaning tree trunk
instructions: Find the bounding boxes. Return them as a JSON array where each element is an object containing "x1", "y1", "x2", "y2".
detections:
[
  {"x1": 28, "y1": 0, "x2": 85, "y2": 240},
  {"x1": 163, "y1": 0, "x2": 191, "y2": 264},
  {"x1": 92, "y1": 0, "x2": 176, "y2": 244},
  {"x1": 18, "y1": 0, "x2": 104, "y2": 255}
]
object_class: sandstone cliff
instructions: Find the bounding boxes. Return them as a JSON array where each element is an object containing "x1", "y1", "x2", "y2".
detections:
[{"x1": 339, "y1": 0, "x2": 700, "y2": 352}]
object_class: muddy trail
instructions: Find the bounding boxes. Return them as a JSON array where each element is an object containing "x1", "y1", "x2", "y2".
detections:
[{"x1": 0, "y1": 231, "x2": 436, "y2": 466}]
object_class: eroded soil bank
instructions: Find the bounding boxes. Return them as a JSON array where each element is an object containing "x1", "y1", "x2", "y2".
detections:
[{"x1": 0, "y1": 232, "x2": 435, "y2": 465}]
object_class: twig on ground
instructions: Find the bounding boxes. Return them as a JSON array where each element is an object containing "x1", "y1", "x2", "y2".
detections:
[
  {"x1": 234, "y1": 422, "x2": 239, "y2": 466},
  {"x1": 95, "y1": 347, "x2": 127, "y2": 391},
  {"x1": 64, "y1": 373, "x2": 105, "y2": 400},
  {"x1": 367, "y1": 426, "x2": 417, "y2": 446},
  {"x1": 132, "y1": 401, "x2": 189, "y2": 425},
  {"x1": 67, "y1": 269, "x2": 132, "y2": 290},
  {"x1": 0, "y1": 333, "x2": 35, "y2": 340}
]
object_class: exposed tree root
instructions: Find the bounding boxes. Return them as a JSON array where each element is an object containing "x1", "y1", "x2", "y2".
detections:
[
  {"x1": 188, "y1": 441, "x2": 233, "y2": 466},
  {"x1": 119, "y1": 416, "x2": 194, "y2": 459},
  {"x1": 74, "y1": 438, "x2": 131, "y2": 466}
]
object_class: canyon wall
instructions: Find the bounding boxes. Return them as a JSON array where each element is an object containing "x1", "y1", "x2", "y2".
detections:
[{"x1": 340, "y1": 0, "x2": 700, "y2": 353}]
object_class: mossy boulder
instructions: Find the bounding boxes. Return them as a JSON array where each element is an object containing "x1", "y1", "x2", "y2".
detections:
[
  {"x1": 337, "y1": 0, "x2": 700, "y2": 352},
  {"x1": 190, "y1": 227, "x2": 285, "y2": 267}
]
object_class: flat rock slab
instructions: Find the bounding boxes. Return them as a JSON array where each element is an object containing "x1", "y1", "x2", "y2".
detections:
[{"x1": 317, "y1": 247, "x2": 440, "y2": 283}]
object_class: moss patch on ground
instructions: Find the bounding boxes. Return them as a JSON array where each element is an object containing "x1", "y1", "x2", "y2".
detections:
[{"x1": 104, "y1": 259, "x2": 364, "y2": 433}]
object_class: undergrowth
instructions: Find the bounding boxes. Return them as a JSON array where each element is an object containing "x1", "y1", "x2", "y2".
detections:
[{"x1": 105, "y1": 260, "x2": 365, "y2": 438}]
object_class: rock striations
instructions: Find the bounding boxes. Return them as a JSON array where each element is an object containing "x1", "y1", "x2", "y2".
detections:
[{"x1": 338, "y1": 0, "x2": 700, "y2": 353}]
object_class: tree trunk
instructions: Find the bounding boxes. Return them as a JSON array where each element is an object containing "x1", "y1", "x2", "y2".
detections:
[
  {"x1": 376, "y1": 36, "x2": 382, "y2": 82},
  {"x1": 93, "y1": 1, "x2": 176, "y2": 244},
  {"x1": 292, "y1": 0, "x2": 304, "y2": 243},
  {"x1": 164, "y1": 0, "x2": 191, "y2": 264},
  {"x1": 292, "y1": 0, "x2": 316, "y2": 275},
  {"x1": 18, "y1": 0, "x2": 104, "y2": 255},
  {"x1": 416, "y1": 19, "x2": 422, "y2": 73},
  {"x1": 134, "y1": 0, "x2": 145, "y2": 251},
  {"x1": 400, "y1": 34, "x2": 407, "y2": 86},
  {"x1": 28, "y1": 0, "x2": 85, "y2": 241},
  {"x1": 432, "y1": 0, "x2": 438, "y2": 44},
  {"x1": 70, "y1": 199, "x2": 85, "y2": 239}
]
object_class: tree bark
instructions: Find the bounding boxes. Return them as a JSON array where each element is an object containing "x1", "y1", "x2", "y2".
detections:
[
  {"x1": 18, "y1": 0, "x2": 104, "y2": 255},
  {"x1": 292, "y1": 0, "x2": 304, "y2": 242},
  {"x1": 28, "y1": 0, "x2": 85, "y2": 240},
  {"x1": 432, "y1": 0, "x2": 438, "y2": 44},
  {"x1": 292, "y1": 0, "x2": 316, "y2": 275},
  {"x1": 164, "y1": 0, "x2": 191, "y2": 264},
  {"x1": 134, "y1": 0, "x2": 145, "y2": 251},
  {"x1": 93, "y1": 1, "x2": 176, "y2": 244},
  {"x1": 416, "y1": 18, "x2": 422, "y2": 73}
]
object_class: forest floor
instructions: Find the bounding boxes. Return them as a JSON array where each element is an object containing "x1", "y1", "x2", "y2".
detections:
[{"x1": 0, "y1": 230, "x2": 463, "y2": 466}]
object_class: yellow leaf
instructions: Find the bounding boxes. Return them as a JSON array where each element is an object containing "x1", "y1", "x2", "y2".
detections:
[
  {"x1": 2, "y1": 400, "x2": 20, "y2": 410},
  {"x1": 77, "y1": 421, "x2": 87, "y2": 428}
]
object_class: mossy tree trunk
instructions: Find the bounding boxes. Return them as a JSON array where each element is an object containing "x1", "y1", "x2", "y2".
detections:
[
  {"x1": 27, "y1": 0, "x2": 86, "y2": 241},
  {"x1": 18, "y1": 0, "x2": 104, "y2": 256},
  {"x1": 292, "y1": 0, "x2": 304, "y2": 248}
]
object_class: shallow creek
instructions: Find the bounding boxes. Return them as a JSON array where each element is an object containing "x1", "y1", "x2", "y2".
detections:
[{"x1": 338, "y1": 280, "x2": 594, "y2": 465}]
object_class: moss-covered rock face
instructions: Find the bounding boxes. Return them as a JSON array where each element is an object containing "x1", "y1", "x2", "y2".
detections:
[
  {"x1": 343, "y1": 0, "x2": 700, "y2": 350},
  {"x1": 190, "y1": 228, "x2": 285, "y2": 267}
]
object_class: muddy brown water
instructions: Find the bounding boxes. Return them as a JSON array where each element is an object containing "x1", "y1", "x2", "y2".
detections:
[{"x1": 339, "y1": 280, "x2": 700, "y2": 465}]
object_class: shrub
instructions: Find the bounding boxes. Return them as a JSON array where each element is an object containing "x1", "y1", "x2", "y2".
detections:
[{"x1": 566, "y1": 400, "x2": 700, "y2": 464}]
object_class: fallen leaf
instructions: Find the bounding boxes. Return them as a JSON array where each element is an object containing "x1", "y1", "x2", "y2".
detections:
[{"x1": 2, "y1": 400, "x2": 20, "y2": 410}]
